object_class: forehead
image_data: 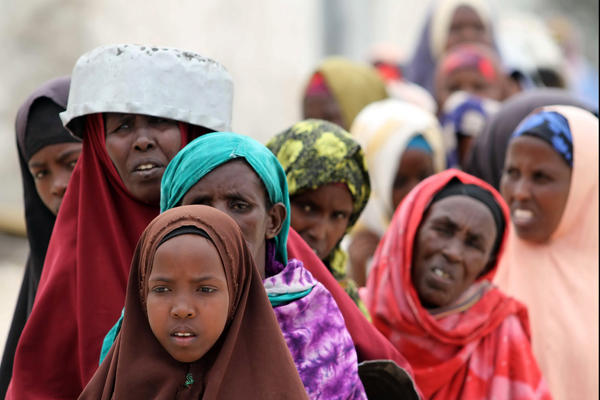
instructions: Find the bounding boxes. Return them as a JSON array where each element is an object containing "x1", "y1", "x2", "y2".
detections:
[
  {"x1": 507, "y1": 135, "x2": 568, "y2": 167},
  {"x1": 152, "y1": 233, "x2": 221, "y2": 269},
  {"x1": 423, "y1": 195, "x2": 495, "y2": 233},
  {"x1": 189, "y1": 160, "x2": 266, "y2": 195},
  {"x1": 451, "y1": 5, "x2": 484, "y2": 25}
]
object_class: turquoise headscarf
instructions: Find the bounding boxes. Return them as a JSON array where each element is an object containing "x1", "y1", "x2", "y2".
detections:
[{"x1": 160, "y1": 132, "x2": 290, "y2": 263}]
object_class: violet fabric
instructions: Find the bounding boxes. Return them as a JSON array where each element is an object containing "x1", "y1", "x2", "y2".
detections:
[{"x1": 264, "y1": 242, "x2": 367, "y2": 400}]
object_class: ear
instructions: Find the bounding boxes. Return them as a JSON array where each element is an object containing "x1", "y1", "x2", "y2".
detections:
[{"x1": 265, "y1": 202, "x2": 287, "y2": 240}]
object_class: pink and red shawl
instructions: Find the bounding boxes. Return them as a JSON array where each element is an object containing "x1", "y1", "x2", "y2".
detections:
[{"x1": 366, "y1": 169, "x2": 551, "y2": 399}]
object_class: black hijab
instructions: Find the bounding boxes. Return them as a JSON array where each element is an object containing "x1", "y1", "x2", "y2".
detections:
[
  {"x1": 0, "y1": 76, "x2": 79, "y2": 397},
  {"x1": 464, "y1": 88, "x2": 597, "y2": 189}
]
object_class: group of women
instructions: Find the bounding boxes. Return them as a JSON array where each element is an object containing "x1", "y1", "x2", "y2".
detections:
[{"x1": 1, "y1": 0, "x2": 598, "y2": 399}]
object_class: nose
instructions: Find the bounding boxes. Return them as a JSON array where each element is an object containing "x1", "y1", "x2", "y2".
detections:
[
  {"x1": 305, "y1": 220, "x2": 328, "y2": 244},
  {"x1": 133, "y1": 126, "x2": 157, "y2": 152},
  {"x1": 511, "y1": 177, "x2": 531, "y2": 202},
  {"x1": 441, "y1": 237, "x2": 463, "y2": 263},
  {"x1": 171, "y1": 295, "x2": 196, "y2": 319},
  {"x1": 50, "y1": 172, "x2": 69, "y2": 198}
]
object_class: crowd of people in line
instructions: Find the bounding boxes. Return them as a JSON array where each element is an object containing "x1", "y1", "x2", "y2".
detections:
[{"x1": 0, "y1": 0, "x2": 598, "y2": 398}]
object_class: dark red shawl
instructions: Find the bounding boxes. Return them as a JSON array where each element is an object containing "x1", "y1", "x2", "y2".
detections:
[{"x1": 7, "y1": 115, "x2": 194, "y2": 399}]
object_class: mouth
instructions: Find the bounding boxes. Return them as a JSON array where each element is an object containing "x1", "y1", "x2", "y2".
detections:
[
  {"x1": 132, "y1": 160, "x2": 163, "y2": 173},
  {"x1": 170, "y1": 328, "x2": 197, "y2": 344},
  {"x1": 512, "y1": 208, "x2": 535, "y2": 227},
  {"x1": 428, "y1": 264, "x2": 455, "y2": 285}
]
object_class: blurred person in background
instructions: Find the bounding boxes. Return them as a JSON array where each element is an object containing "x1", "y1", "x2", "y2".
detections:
[
  {"x1": 267, "y1": 120, "x2": 371, "y2": 319},
  {"x1": 347, "y1": 99, "x2": 446, "y2": 288},
  {"x1": 366, "y1": 169, "x2": 551, "y2": 399},
  {"x1": 433, "y1": 43, "x2": 506, "y2": 167},
  {"x1": 546, "y1": 15, "x2": 599, "y2": 109},
  {"x1": 369, "y1": 42, "x2": 438, "y2": 115},
  {"x1": 0, "y1": 76, "x2": 82, "y2": 398},
  {"x1": 496, "y1": 106, "x2": 599, "y2": 400},
  {"x1": 404, "y1": 0, "x2": 496, "y2": 96},
  {"x1": 464, "y1": 88, "x2": 596, "y2": 189},
  {"x1": 6, "y1": 44, "x2": 233, "y2": 399},
  {"x1": 302, "y1": 56, "x2": 388, "y2": 130}
]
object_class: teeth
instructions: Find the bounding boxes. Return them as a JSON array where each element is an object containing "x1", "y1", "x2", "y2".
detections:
[
  {"x1": 173, "y1": 332, "x2": 193, "y2": 337},
  {"x1": 136, "y1": 163, "x2": 156, "y2": 171},
  {"x1": 433, "y1": 267, "x2": 450, "y2": 279},
  {"x1": 513, "y1": 209, "x2": 534, "y2": 223}
]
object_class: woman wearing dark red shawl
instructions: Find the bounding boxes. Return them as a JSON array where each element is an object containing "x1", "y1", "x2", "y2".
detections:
[
  {"x1": 6, "y1": 44, "x2": 233, "y2": 399},
  {"x1": 366, "y1": 169, "x2": 551, "y2": 399}
]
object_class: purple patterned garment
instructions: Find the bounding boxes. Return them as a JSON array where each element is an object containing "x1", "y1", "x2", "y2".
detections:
[{"x1": 264, "y1": 243, "x2": 366, "y2": 400}]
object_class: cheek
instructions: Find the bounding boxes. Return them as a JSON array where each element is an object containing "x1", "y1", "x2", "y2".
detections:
[
  {"x1": 159, "y1": 128, "x2": 183, "y2": 159},
  {"x1": 105, "y1": 137, "x2": 128, "y2": 170}
]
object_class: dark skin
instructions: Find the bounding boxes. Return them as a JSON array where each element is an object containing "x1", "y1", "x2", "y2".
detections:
[
  {"x1": 180, "y1": 160, "x2": 286, "y2": 279},
  {"x1": 290, "y1": 183, "x2": 354, "y2": 261},
  {"x1": 28, "y1": 142, "x2": 82, "y2": 215},
  {"x1": 302, "y1": 93, "x2": 346, "y2": 130},
  {"x1": 412, "y1": 196, "x2": 497, "y2": 309},
  {"x1": 445, "y1": 5, "x2": 493, "y2": 52},
  {"x1": 500, "y1": 135, "x2": 571, "y2": 244}
]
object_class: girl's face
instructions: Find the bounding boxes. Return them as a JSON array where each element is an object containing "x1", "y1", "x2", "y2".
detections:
[
  {"x1": 392, "y1": 149, "x2": 435, "y2": 211},
  {"x1": 501, "y1": 135, "x2": 572, "y2": 243},
  {"x1": 28, "y1": 142, "x2": 82, "y2": 215},
  {"x1": 104, "y1": 113, "x2": 182, "y2": 206},
  {"x1": 147, "y1": 234, "x2": 229, "y2": 363},
  {"x1": 290, "y1": 183, "x2": 353, "y2": 260}
]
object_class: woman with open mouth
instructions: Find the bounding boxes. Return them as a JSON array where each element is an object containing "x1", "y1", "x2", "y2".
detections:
[
  {"x1": 6, "y1": 44, "x2": 233, "y2": 399},
  {"x1": 496, "y1": 106, "x2": 599, "y2": 400},
  {"x1": 366, "y1": 169, "x2": 551, "y2": 399}
]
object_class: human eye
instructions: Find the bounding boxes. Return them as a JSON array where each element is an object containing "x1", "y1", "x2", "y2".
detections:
[
  {"x1": 198, "y1": 286, "x2": 217, "y2": 294},
  {"x1": 432, "y1": 222, "x2": 453, "y2": 236},
  {"x1": 533, "y1": 171, "x2": 552, "y2": 183},
  {"x1": 151, "y1": 286, "x2": 170, "y2": 294},
  {"x1": 67, "y1": 158, "x2": 79, "y2": 170},
  {"x1": 230, "y1": 199, "x2": 250, "y2": 211},
  {"x1": 466, "y1": 236, "x2": 484, "y2": 251},
  {"x1": 33, "y1": 170, "x2": 48, "y2": 180},
  {"x1": 333, "y1": 211, "x2": 349, "y2": 220},
  {"x1": 503, "y1": 167, "x2": 519, "y2": 180}
]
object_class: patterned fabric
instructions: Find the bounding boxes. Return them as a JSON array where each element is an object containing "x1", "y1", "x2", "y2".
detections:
[
  {"x1": 439, "y1": 91, "x2": 501, "y2": 167},
  {"x1": 265, "y1": 243, "x2": 366, "y2": 400},
  {"x1": 511, "y1": 110, "x2": 573, "y2": 166},
  {"x1": 366, "y1": 169, "x2": 552, "y2": 400},
  {"x1": 267, "y1": 119, "x2": 371, "y2": 318},
  {"x1": 160, "y1": 131, "x2": 367, "y2": 399}
]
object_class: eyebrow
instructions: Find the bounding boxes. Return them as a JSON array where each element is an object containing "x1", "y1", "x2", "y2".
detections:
[
  {"x1": 56, "y1": 148, "x2": 81, "y2": 163},
  {"x1": 148, "y1": 275, "x2": 223, "y2": 283}
]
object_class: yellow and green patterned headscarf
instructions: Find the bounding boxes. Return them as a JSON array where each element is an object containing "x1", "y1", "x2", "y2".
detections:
[{"x1": 267, "y1": 119, "x2": 371, "y2": 319}]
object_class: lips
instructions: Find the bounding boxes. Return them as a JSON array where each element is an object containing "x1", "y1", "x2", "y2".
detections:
[
  {"x1": 131, "y1": 159, "x2": 164, "y2": 173},
  {"x1": 427, "y1": 263, "x2": 455, "y2": 285},
  {"x1": 169, "y1": 326, "x2": 197, "y2": 344}
]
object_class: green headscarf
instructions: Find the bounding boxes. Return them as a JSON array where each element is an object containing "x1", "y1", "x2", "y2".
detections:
[
  {"x1": 267, "y1": 119, "x2": 371, "y2": 319},
  {"x1": 161, "y1": 132, "x2": 290, "y2": 264}
]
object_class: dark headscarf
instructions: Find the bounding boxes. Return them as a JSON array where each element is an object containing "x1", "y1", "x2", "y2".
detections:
[
  {"x1": 79, "y1": 205, "x2": 308, "y2": 399},
  {"x1": 0, "y1": 76, "x2": 79, "y2": 397},
  {"x1": 464, "y1": 88, "x2": 597, "y2": 189}
]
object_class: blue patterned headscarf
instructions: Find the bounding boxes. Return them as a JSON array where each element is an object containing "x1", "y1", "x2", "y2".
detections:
[
  {"x1": 160, "y1": 132, "x2": 290, "y2": 263},
  {"x1": 512, "y1": 110, "x2": 573, "y2": 167}
]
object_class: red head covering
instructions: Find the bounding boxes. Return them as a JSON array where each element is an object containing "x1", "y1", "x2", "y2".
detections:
[
  {"x1": 366, "y1": 169, "x2": 551, "y2": 399},
  {"x1": 7, "y1": 115, "x2": 196, "y2": 399},
  {"x1": 79, "y1": 205, "x2": 308, "y2": 399},
  {"x1": 439, "y1": 44, "x2": 499, "y2": 82}
]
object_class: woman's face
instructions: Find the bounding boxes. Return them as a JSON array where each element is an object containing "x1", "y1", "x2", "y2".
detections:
[
  {"x1": 302, "y1": 93, "x2": 346, "y2": 130},
  {"x1": 147, "y1": 234, "x2": 229, "y2": 363},
  {"x1": 392, "y1": 149, "x2": 435, "y2": 211},
  {"x1": 445, "y1": 6, "x2": 492, "y2": 51},
  {"x1": 104, "y1": 113, "x2": 182, "y2": 206},
  {"x1": 436, "y1": 67, "x2": 504, "y2": 108},
  {"x1": 412, "y1": 195, "x2": 496, "y2": 308},
  {"x1": 28, "y1": 142, "x2": 82, "y2": 215},
  {"x1": 290, "y1": 183, "x2": 354, "y2": 261},
  {"x1": 180, "y1": 160, "x2": 284, "y2": 278},
  {"x1": 501, "y1": 135, "x2": 572, "y2": 243}
]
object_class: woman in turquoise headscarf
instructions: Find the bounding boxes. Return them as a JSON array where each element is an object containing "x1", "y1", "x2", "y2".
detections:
[
  {"x1": 266, "y1": 119, "x2": 371, "y2": 318},
  {"x1": 160, "y1": 132, "x2": 366, "y2": 399}
]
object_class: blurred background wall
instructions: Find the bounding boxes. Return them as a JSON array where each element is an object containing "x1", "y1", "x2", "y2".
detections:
[{"x1": 0, "y1": 0, "x2": 597, "y2": 353}]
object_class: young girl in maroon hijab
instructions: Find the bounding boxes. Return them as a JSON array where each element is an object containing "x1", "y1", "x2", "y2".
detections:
[
  {"x1": 80, "y1": 205, "x2": 308, "y2": 399},
  {"x1": 6, "y1": 44, "x2": 233, "y2": 399}
]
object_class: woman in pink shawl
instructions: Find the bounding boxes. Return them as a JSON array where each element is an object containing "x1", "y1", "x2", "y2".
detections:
[{"x1": 496, "y1": 105, "x2": 599, "y2": 400}]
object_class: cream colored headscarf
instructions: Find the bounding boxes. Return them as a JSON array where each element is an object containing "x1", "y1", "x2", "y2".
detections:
[
  {"x1": 494, "y1": 105, "x2": 599, "y2": 400},
  {"x1": 350, "y1": 99, "x2": 446, "y2": 237}
]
